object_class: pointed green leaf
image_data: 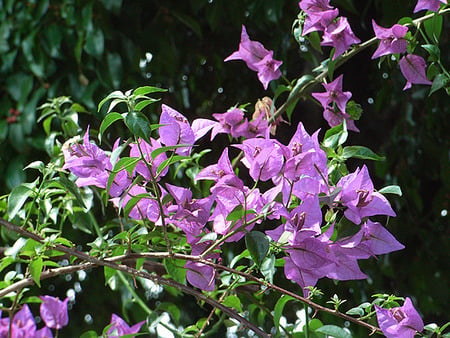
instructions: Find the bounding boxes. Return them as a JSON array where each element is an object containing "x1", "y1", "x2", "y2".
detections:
[
  {"x1": 124, "y1": 111, "x2": 152, "y2": 142},
  {"x1": 107, "y1": 157, "x2": 140, "y2": 193},
  {"x1": 226, "y1": 205, "x2": 244, "y2": 222},
  {"x1": 133, "y1": 86, "x2": 167, "y2": 96},
  {"x1": 315, "y1": 325, "x2": 352, "y2": 338},
  {"x1": 341, "y1": 146, "x2": 385, "y2": 161},
  {"x1": 150, "y1": 144, "x2": 193, "y2": 160},
  {"x1": 30, "y1": 257, "x2": 43, "y2": 288},
  {"x1": 134, "y1": 99, "x2": 159, "y2": 112},
  {"x1": 274, "y1": 295, "x2": 295, "y2": 333},
  {"x1": 378, "y1": 185, "x2": 402, "y2": 196},
  {"x1": 98, "y1": 90, "x2": 126, "y2": 111},
  {"x1": 223, "y1": 295, "x2": 243, "y2": 313},
  {"x1": 245, "y1": 231, "x2": 269, "y2": 267},
  {"x1": 57, "y1": 175, "x2": 87, "y2": 208},
  {"x1": 429, "y1": 73, "x2": 447, "y2": 96},
  {"x1": 99, "y1": 112, "x2": 124, "y2": 139},
  {"x1": 124, "y1": 193, "x2": 150, "y2": 218},
  {"x1": 323, "y1": 123, "x2": 348, "y2": 149},
  {"x1": 164, "y1": 258, "x2": 186, "y2": 284},
  {"x1": 8, "y1": 179, "x2": 39, "y2": 220},
  {"x1": 156, "y1": 155, "x2": 190, "y2": 176}
]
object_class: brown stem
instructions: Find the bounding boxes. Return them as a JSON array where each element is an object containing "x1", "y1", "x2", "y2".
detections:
[
  {"x1": 0, "y1": 218, "x2": 269, "y2": 338},
  {"x1": 270, "y1": 8, "x2": 450, "y2": 124}
]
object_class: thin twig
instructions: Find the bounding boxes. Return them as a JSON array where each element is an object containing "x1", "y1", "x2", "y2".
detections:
[{"x1": 0, "y1": 218, "x2": 269, "y2": 338}]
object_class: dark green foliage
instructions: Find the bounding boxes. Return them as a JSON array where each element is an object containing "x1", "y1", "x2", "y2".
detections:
[{"x1": 0, "y1": 0, "x2": 448, "y2": 335}]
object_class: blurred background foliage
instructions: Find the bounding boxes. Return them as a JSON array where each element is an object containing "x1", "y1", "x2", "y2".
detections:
[{"x1": 0, "y1": 0, "x2": 448, "y2": 335}]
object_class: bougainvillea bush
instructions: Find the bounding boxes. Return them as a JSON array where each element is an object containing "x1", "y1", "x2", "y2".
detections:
[{"x1": 0, "y1": 1, "x2": 449, "y2": 337}]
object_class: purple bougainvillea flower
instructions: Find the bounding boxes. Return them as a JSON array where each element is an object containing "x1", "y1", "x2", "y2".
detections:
[
  {"x1": 225, "y1": 25, "x2": 282, "y2": 89},
  {"x1": 414, "y1": 0, "x2": 447, "y2": 12},
  {"x1": 375, "y1": 298, "x2": 424, "y2": 338},
  {"x1": 266, "y1": 195, "x2": 322, "y2": 242},
  {"x1": 35, "y1": 326, "x2": 54, "y2": 338},
  {"x1": 107, "y1": 313, "x2": 145, "y2": 338},
  {"x1": 129, "y1": 137, "x2": 168, "y2": 181},
  {"x1": 6, "y1": 305, "x2": 37, "y2": 337},
  {"x1": 299, "y1": 0, "x2": 339, "y2": 35},
  {"x1": 335, "y1": 220, "x2": 404, "y2": 260},
  {"x1": 399, "y1": 54, "x2": 433, "y2": 90},
  {"x1": 337, "y1": 165, "x2": 396, "y2": 224},
  {"x1": 111, "y1": 185, "x2": 163, "y2": 222},
  {"x1": 191, "y1": 118, "x2": 218, "y2": 141},
  {"x1": 234, "y1": 138, "x2": 285, "y2": 182},
  {"x1": 165, "y1": 183, "x2": 213, "y2": 242},
  {"x1": 284, "y1": 256, "x2": 323, "y2": 297},
  {"x1": 159, "y1": 104, "x2": 195, "y2": 156},
  {"x1": 312, "y1": 74, "x2": 352, "y2": 113},
  {"x1": 234, "y1": 112, "x2": 271, "y2": 139},
  {"x1": 323, "y1": 106, "x2": 359, "y2": 132},
  {"x1": 196, "y1": 148, "x2": 234, "y2": 182},
  {"x1": 371, "y1": 20, "x2": 408, "y2": 59},
  {"x1": 185, "y1": 261, "x2": 215, "y2": 291},
  {"x1": 211, "y1": 108, "x2": 246, "y2": 140},
  {"x1": 321, "y1": 17, "x2": 361, "y2": 59},
  {"x1": 311, "y1": 75, "x2": 359, "y2": 132},
  {"x1": 276, "y1": 122, "x2": 328, "y2": 201},
  {"x1": 40, "y1": 296, "x2": 69, "y2": 329},
  {"x1": 322, "y1": 243, "x2": 368, "y2": 281},
  {"x1": 62, "y1": 128, "x2": 111, "y2": 189}
]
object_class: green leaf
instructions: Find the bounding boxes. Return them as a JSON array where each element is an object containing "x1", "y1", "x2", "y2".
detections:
[
  {"x1": 274, "y1": 295, "x2": 295, "y2": 333},
  {"x1": 260, "y1": 254, "x2": 275, "y2": 283},
  {"x1": 245, "y1": 231, "x2": 269, "y2": 267},
  {"x1": 226, "y1": 204, "x2": 244, "y2": 222},
  {"x1": 133, "y1": 86, "x2": 167, "y2": 96},
  {"x1": 8, "y1": 179, "x2": 38, "y2": 220},
  {"x1": 80, "y1": 331, "x2": 98, "y2": 338},
  {"x1": 287, "y1": 75, "x2": 315, "y2": 103},
  {"x1": 422, "y1": 44, "x2": 440, "y2": 61},
  {"x1": 156, "y1": 155, "x2": 190, "y2": 176},
  {"x1": 308, "y1": 31, "x2": 322, "y2": 52},
  {"x1": 124, "y1": 111, "x2": 152, "y2": 142},
  {"x1": 398, "y1": 17, "x2": 413, "y2": 25},
  {"x1": 123, "y1": 193, "x2": 150, "y2": 218},
  {"x1": 164, "y1": 258, "x2": 186, "y2": 284},
  {"x1": 346, "y1": 100, "x2": 363, "y2": 120},
  {"x1": 223, "y1": 295, "x2": 243, "y2": 312},
  {"x1": 30, "y1": 257, "x2": 43, "y2": 288},
  {"x1": 157, "y1": 302, "x2": 181, "y2": 323},
  {"x1": 378, "y1": 185, "x2": 402, "y2": 196},
  {"x1": 84, "y1": 28, "x2": 104, "y2": 58},
  {"x1": 150, "y1": 144, "x2": 192, "y2": 160},
  {"x1": 341, "y1": 146, "x2": 385, "y2": 161},
  {"x1": 429, "y1": 73, "x2": 447, "y2": 96},
  {"x1": 99, "y1": 112, "x2": 123, "y2": 139},
  {"x1": 315, "y1": 325, "x2": 352, "y2": 338},
  {"x1": 346, "y1": 307, "x2": 365, "y2": 316},
  {"x1": 424, "y1": 13, "x2": 443, "y2": 43},
  {"x1": 134, "y1": 99, "x2": 159, "y2": 112},
  {"x1": 57, "y1": 175, "x2": 87, "y2": 209},
  {"x1": 106, "y1": 157, "x2": 140, "y2": 194},
  {"x1": 323, "y1": 123, "x2": 348, "y2": 149},
  {"x1": 4, "y1": 238, "x2": 27, "y2": 259},
  {"x1": 98, "y1": 90, "x2": 126, "y2": 111}
]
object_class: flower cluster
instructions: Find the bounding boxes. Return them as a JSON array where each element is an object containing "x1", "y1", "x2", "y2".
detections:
[
  {"x1": 0, "y1": 296, "x2": 144, "y2": 338},
  {"x1": 375, "y1": 298, "x2": 424, "y2": 338},
  {"x1": 63, "y1": 93, "x2": 405, "y2": 296},
  {"x1": 299, "y1": 0, "x2": 360, "y2": 59},
  {"x1": 0, "y1": 296, "x2": 68, "y2": 337},
  {"x1": 225, "y1": 25, "x2": 282, "y2": 89},
  {"x1": 311, "y1": 74, "x2": 359, "y2": 131}
]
